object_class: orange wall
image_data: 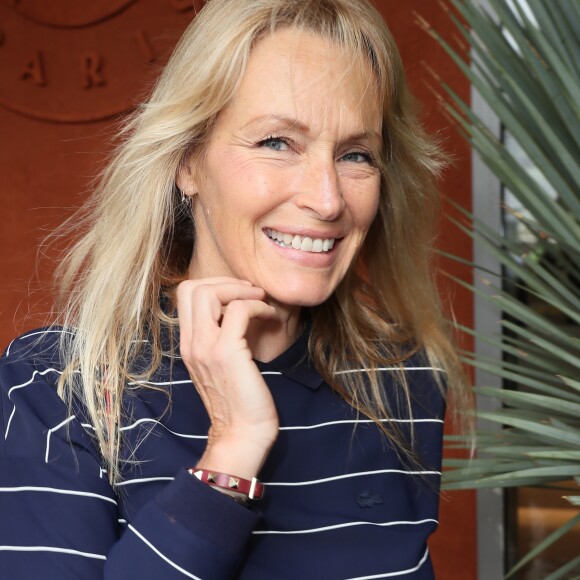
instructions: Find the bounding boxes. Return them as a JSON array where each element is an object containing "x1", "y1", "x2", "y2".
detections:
[
  {"x1": 378, "y1": 4, "x2": 477, "y2": 578},
  {"x1": 0, "y1": 2, "x2": 476, "y2": 577}
]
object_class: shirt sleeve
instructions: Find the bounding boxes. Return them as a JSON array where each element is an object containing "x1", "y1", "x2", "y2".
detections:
[{"x1": 0, "y1": 335, "x2": 260, "y2": 579}]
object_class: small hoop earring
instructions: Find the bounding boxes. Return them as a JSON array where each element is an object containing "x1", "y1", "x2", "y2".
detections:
[{"x1": 180, "y1": 189, "x2": 190, "y2": 205}]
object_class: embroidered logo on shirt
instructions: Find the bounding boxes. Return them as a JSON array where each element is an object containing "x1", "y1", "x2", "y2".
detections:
[{"x1": 357, "y1": 491, "x2": 384, "y2": 508}]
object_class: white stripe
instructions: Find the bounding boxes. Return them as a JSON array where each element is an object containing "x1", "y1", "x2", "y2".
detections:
[
  {"x1": 252, "y1": 518, "x2": 437, "y2": 535},
  {"x1": 116, "y1": 416, "x2": 441, "y2": 441},
  {"x1": 5, "y1": 338, "x2": 17, "y2": 357},
  {"x1": 129, "y1": 340, "x2": 184, "y2": 359},
  {"x1": 119, "y1": 418, "x2": 207, "y2": 439},
  {"x1": 118, "y1": 519, "x2": 127, "y2": 525},
  {"x1": 121, "y1": 368, "x2": 440, "y2": 386},
  {"x1": 0, "y1": 486, "x2": 117, "y2": 506},
  {"x1": 127, "y1": 379, "x2": 193, "y2": 386},
  {"x1": 18, "y1": 329, "x2": 73, "y2": 340},
  {"x1": 115, "y1": 476, "x2": 175, "y2": 487},
  {"x1": 5, "y1": 368, "x2": 63, "y2": 439},
  {"x1": 279, "y1": 418, "x2": 442, "y2": 431},
  {"x1": 5, "y1": 408, "x2": 16, "y2": 440},
  {"x1": 334, "y1": 367, "x2": 444, "y2": 375},
  {"x1": 7, "y1": 369, "x2": 64, "y2": 400},
  {"x1": 45, "y1": 415, "x2": 76, "y2": 463},
  {"x1": 128, "y1": 524, "x2": 202, "y2": 579},
  {"x1": 6, "y1": 329, "x2": 74, "y2": 358},
  {"x1": 346, "y1": 547, "x2": 430, "y2": 579},
  {"x1": 0, "y1": 545, "x2": 106, "y2": 561},
  {"x1": 264, "y1": 468, "x2": 440, "y2": 487},
  {"x1": 127, "y1": 370, "x2": 282, "y2": 385}
]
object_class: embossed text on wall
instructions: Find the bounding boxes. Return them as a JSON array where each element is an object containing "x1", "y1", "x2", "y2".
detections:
[{"x1": 0, "y1": 0, "x2": 197, "y2": 123}]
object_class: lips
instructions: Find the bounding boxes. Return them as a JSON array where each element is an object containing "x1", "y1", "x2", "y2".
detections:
[{"x1": 265, "y1": 228, "x2": 336, "y2": 253}]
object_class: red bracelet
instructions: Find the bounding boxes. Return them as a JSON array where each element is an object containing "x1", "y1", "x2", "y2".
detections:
[{"x1": 188, "y1": 468, "x2": 265, "y2": 500}]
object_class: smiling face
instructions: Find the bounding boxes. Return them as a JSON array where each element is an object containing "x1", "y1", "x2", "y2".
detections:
[{"x1": 179, "y1": 28, "x2": 382, "y2": 310}]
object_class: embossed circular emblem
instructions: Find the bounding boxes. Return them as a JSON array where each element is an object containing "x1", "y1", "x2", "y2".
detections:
[
  {"x1": 4, "y1": 0, "x2": 137, "y2": 28},
  {"x1": 0, "y1": 0, "x2": 195, "y2": 123}
]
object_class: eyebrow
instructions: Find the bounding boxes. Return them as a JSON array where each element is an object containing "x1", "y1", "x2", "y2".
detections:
[
  {"x1": 242, "y1": 114, "x2": 310, "y2": 133},
  {"x1": 242, "y1": 114, "x2": 382, "y2": 143}
]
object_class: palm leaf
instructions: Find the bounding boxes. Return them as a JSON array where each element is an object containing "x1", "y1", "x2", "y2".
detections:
[
  {"x1": 429, "y1": 0, "x2": 580, "y2": 574},
  {"x1": 472, "y1": 387, "x2": 580, "y2": 418},
  {"x1": 504, "y1": 512, "x2": 580, "y2": 578}
]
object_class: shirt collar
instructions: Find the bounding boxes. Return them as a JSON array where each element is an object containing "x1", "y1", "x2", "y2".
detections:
[
  {"x1": 255, "y1": 326, "x2": 325, "y2": 390},
  {"x1": 160, "y1": 295, "x2": 324, "y2": 390}
]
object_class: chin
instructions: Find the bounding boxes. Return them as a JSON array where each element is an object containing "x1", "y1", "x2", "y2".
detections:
[{"x1": 267, "y1": 285, "x2": 336, "y2": 309}]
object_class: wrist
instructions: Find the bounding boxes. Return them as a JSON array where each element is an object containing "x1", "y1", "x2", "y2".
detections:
[
  {"x1": 201, "y1": 433, "x2": 276, "y2": 480},
  {"x1": 197, "y1": 444, "x2": 265, "y2": 480}
]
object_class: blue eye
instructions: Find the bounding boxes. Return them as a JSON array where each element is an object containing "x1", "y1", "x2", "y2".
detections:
[
  {"x1": 341, "y1": 151, "x2": 374, "y2": 164},
  {"x1": 259, "y1": 136, "x2": 290, "y2": 151}
]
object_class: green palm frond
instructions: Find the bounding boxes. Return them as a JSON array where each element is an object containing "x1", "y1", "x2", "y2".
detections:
[{"x1": 425, "y1": 0, "x2": 580, "y2": 576}]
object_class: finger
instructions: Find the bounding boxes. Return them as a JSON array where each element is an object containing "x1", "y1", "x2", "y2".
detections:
[
  {"x1": 176, "y1": 279, "x2": 263, "y2": 306},
  {"x1": 177, "y1": 281, "x2": 266, "y2": 351},
  {"x1": 219, "y1": 299, "x2": 277, "y2": 342},
  {"x1": 195, "y1": 277, "x2": 252, "y2": 286},
  {"x1": 179, "y1": 283, "x2": 266, "y2": 323},
  {"x1": 176, "y1": 277, "x2": 253, "y2": 300}
]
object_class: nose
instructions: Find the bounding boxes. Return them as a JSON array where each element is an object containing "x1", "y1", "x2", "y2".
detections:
[{"x1": 294, "y1": 156, "x2": 345, "y2": 221}]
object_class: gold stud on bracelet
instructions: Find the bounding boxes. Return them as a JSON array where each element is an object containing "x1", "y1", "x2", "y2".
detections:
[{"x1": 188, "y1": 467, "x2": 265, "y2": 500}]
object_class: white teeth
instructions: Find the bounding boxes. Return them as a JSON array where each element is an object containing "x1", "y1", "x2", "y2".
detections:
[{"x1": 266, "y1": 229, "x2": 336, "y2": 253}]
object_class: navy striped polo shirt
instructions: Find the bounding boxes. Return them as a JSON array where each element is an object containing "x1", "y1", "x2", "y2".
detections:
[{"x1": 0, "y1": 327, "x2": 445, "y2": 579}]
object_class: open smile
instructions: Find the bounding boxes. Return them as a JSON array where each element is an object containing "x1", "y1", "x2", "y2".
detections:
[{"x1": 265, "y1": 228, "x2": 338, "y2": 253}]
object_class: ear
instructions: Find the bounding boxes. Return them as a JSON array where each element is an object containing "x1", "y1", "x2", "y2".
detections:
[{"x1": 176, "y1": 157, "x2": 199, "y2": 199}]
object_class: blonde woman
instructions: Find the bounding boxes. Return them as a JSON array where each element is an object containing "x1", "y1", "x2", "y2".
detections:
[{"x1": 0, "y1": 0, "x2": 465, "y2": 578}]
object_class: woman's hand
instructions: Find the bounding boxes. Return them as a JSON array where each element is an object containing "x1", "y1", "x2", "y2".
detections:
[{"x1": 176, "y1": 277, "x2": 279, "y2": 480}]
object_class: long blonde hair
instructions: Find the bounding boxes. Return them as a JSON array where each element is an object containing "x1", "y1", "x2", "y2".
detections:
[{"x1": 54, "y1": 0, "x2": 467, "y2": 484}]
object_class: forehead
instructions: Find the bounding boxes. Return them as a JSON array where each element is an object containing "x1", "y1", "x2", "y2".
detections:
[{"x1": 217, "y1": 28, "x2": 381, "y2": 135}]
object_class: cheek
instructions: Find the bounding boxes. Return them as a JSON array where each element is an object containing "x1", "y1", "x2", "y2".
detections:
[
  {"x1": 353, "y1": 183, "x2": 381, "y2": 232},
  {"x1": 216, "y1": 156, "x2": 283, "y2": 209},
  {"x1": 241, "y1": 161, "x2": 288, "y2": 197},
  {"x1": 367, "y1": 194, "x2": 381, "y2": 227}
]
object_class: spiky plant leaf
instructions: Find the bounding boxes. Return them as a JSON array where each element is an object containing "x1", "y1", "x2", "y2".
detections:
[{"x1": 425, "y1": 0, "x2": 580, "y2": 575}]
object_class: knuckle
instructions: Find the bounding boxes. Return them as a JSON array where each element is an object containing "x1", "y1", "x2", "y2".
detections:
[
  {"x1": 225, "y1": 299, "x2": 247, "y2": 315},
  {"x1": 191, "y1": 283, "x2": 214, "y2": 302},
  {"x1": 176, "y1": 279, "x2": 196, "y2": 297}
]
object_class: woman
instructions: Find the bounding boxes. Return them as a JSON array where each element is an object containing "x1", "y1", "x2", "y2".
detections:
[{"x1": 0, "y1": 0, "x2": 465, "y2": 578}]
